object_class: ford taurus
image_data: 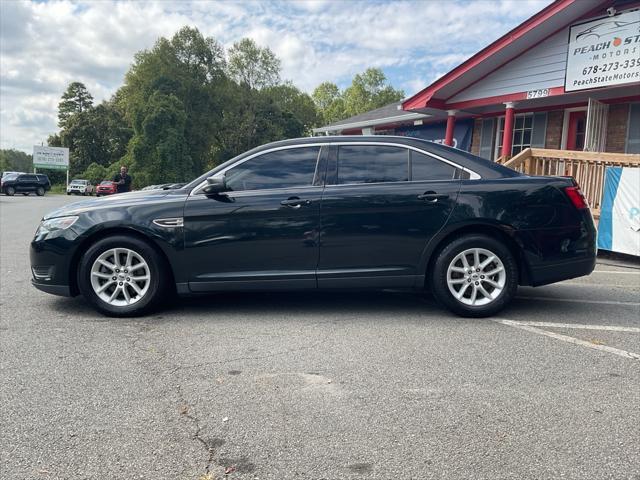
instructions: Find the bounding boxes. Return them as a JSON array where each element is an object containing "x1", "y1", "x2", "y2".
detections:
[{"x1": 30, "y1": 136, "x2": 596, "y2": 317}]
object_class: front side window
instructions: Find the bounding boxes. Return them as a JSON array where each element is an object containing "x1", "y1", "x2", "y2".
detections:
[
  {"x1": 411, "y1": 151, "x2": 457, "y2": 181},
  {"x1": 225, "y1": 147, "x2": 320, "y2": 192},
  {"x1": 337, "y1": 145, "x2": 408, "y2": 184}
]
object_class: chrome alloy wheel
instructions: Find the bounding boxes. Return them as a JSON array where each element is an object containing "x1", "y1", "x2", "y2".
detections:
[
  {"x1": 446, "y1": 248, "x2": 506, "y2": 306},
  {"x1": 90, "y1": 248, "x2": 151, "y2": 307}
]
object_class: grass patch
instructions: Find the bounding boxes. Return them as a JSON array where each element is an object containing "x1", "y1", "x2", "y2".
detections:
[{"x1": 49, "y1": 184, "x2": 67, "y2": 195}]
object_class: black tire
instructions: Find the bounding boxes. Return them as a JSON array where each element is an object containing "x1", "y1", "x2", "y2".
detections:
[
  {"x1": 22, "y1": 192, "x2": 29, "y2": 196},
  {"x1": 67, "y1": 192, "x2": 71, "y2": 195},
  {"x1": 77, "y1": 235, "x2": 170, "y2": 317},
  {"x1": 36, "y1": 187, "x2": 45, "y2": 196},
  {"x1": 430, "y1": 234, "x2": 518, "y2": 318},
  {"x1": 5, "y1": 186, "x2": 15, "y2": 196},
  {"x1": 96, "y1": 194, "x2": 101, "y2": 197}
]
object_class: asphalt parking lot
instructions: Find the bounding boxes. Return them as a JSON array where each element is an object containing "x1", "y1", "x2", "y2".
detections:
[{"x1": 1, "y1": 194, "x2": 639, "y2": 480}]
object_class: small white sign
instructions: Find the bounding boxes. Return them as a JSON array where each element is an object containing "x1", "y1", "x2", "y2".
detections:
[
  {"x1": 566, "y1": 10, "x2": 640, "y2": 92},
  {"x1": 33, "y1": 146, "x2": 69, "y2": 170},
  {"x1": 526, "y1": 88, "x2": 550, "y2": 99}
]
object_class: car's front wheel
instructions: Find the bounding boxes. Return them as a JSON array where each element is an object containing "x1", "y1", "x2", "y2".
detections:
[
  {"x1": 78, "y1": 235, "x2": 170, "y2": 317},
  {"x1": 431, "y1": 234, "x2": 518, "y2": 317},
  {"x1": 4, "y1": 187, "x2": 15, "y2": 196}
]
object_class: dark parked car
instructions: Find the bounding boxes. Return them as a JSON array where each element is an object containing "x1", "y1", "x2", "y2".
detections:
[
  {"x1": 30, "y1": 136, "x2": 596, "y2": 317},
  {"x1": 2, "y1": 173, "x2": 50, "y2": 196},
  {"x1": 96, "y1": 181, "x2": 117, "y2": 196}
]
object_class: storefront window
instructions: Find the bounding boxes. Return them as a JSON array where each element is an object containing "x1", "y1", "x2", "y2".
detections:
[{"x1": 496, "y1": 113, "x2": 534, "y2": 157}]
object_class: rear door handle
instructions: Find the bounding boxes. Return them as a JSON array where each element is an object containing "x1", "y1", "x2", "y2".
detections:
[
  {"x1": 281, "y1": 197, "x2": 311, "y2": 208},
  {"x1": 417, "y1": 192, "x2": 449, "y2": 202}
]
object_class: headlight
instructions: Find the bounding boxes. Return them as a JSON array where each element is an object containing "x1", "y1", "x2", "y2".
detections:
[{"x1": 36, "y1": 216, "x2": 79, "y2": 235}]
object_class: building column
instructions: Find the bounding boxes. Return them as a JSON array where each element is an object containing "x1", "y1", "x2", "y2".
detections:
[
  {"x1": 444, "y1": 110, "x2": 457, "y2": 147},
  {"x1": 501, "y1": 102, "x2": 516, "y2": 157}
]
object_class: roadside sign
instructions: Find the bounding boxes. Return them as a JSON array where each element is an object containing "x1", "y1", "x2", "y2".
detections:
[{"x1": 33, "y1": 146, "x2": 69, "y2": 170}]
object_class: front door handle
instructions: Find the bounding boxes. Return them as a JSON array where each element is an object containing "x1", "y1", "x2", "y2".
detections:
[
  {"x1": 281, "y1": 197, "x2": 311, "y2": 208},
  {"x1": 417, "y1": 191, "x2": 448, "y2": 202}
]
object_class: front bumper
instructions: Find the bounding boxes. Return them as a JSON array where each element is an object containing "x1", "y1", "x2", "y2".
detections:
[
  {"x1": 30, "y1": 227, "x2": 82, "y2": 297},
  {"x1": 31, "y1": 280, "x2": 72, "y2": 297}
]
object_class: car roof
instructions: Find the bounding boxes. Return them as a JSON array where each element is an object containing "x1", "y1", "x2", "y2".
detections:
[{"x1": 240, "y1": 136, "x2": 520, "y2": 179}]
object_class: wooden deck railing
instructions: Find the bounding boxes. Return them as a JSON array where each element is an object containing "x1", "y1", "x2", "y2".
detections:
[{"x1": 499, "y1": 148, "x2": 640, "y2": 218}]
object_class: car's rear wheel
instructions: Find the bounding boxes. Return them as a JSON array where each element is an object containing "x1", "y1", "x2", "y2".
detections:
[
  {"x1": 5, "y1": 187, "x2": 15, "y2": 196},
  {"x1": 431, "y1": 234, "x2": 517, "y2": 317},
  {"x1": 36, "y1": 187, "x2": 45, "y2": 196},
  {"x1": 78, "y1": 235, "x2": 169, "y2": 317}
]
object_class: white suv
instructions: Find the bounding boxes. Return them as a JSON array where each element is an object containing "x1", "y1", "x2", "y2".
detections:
[{"x1": 67, "y1": 179, "x2": 94, "y2": 196}]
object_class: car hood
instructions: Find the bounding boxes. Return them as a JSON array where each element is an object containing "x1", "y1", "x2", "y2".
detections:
[{"x1": 44, "y1": 189, "x2": 179, "y2": 220}]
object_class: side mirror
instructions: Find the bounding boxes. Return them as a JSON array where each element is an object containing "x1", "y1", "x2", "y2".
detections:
[{"x1": 202, "y1": 174, "x2": 228, "y2": 195}]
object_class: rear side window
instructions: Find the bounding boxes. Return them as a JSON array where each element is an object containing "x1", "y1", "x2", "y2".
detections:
[
  {"x1": 226, "y1": 147, "x2": 320, "y2": 191},
  {"x1": 337, "y1": 145, "x2": 408, "y2": 184},
  {"x1": 411, "y1": 151, "x2": 458, "y2": 181}
]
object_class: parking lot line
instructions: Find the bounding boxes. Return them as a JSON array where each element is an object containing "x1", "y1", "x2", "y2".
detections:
[
  {"x1": 494, "y1": 319, "x2": 640, "y2": 360},
  {"x1": 502, "y1": 321, "x2": 640, "y2": 332},
  {"x1": 516, "y1": 296, "x2": 640, "y2": 306},
  {"x1": 592, "y1": 270, "x2": 640, "y2": 275}
]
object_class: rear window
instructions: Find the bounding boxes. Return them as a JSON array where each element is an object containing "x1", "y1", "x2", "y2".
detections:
[
  {"x1": 337, "y1": 145, "x2": 408, "y2": 184},
  {"x1": 410, "y1": 151, "x2": 458, "y2": 181}
]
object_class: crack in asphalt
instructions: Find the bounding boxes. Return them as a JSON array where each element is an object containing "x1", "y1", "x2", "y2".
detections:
[
  {"x1": 175, "y1": 384, "x2": 217, "y2": 475},
  {"x1": 126, "y1": 326, "x2": 222, "y2": 476}
]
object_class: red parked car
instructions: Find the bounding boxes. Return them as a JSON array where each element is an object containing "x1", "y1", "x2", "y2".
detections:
[{"x1": 96, "y1": 181, "x2": 117, "y2": 197}]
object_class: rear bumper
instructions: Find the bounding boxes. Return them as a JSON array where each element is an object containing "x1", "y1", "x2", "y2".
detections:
[
  {"x1": 527, "y1": 255, "x2": 596, "y2": 287},
  {"x1": 31, "y1": 279, "x2": 72, "y2": 297}
]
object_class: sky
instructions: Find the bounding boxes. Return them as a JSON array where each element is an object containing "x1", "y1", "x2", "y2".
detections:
[{"x1": 0, "y1": 0, "x2": 553, "y2": 153}]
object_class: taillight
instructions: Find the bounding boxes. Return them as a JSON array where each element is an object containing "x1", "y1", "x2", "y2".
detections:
[{"x1": 564, "y1": 186, "x2": 588, "y2": 210}]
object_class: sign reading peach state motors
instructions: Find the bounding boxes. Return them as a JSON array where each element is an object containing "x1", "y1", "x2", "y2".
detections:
[{"x1": 565, "y1": 9, "x2": 640, "y2": 92}]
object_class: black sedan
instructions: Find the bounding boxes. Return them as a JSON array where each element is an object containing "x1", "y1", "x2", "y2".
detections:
[{"x1": 30, "y1": 136, "x2": 596, "y2": 317}]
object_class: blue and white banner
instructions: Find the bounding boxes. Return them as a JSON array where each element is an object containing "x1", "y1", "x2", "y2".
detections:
[
  {"x1": 597, "y1": 167, "x2": 640, "y2": 257},
  {"x1": 395, "y1": 119, "x2": 473, "y2": 151}
]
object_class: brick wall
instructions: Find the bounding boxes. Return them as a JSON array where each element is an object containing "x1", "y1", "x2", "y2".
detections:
[
  {"x1": 544, "y1": 110, "x2": 564, "y2": 149},
  {"x1": 470, "y1": 118, "x2": 483, "y2": 156},
  {"x1": 605, "y1": 103, "x2": 629, "y2": 153}
]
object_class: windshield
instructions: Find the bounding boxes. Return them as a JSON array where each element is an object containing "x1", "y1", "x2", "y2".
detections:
[
  {"x1": 2, "y1": 173, "x2": 18, "y2": 181},
  {"x1": 71, "y1": 180, "x2": 85, "y2": 185},
  {"x1": 100, "y1": 181, "x2": 112, "y2": 185}
]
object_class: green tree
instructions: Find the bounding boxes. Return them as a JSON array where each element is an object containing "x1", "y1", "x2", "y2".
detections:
[
  {"x1": 312, "y1": 68, "x2": 404, "y2": 125},
  {"x1": 342, "y1": 68, "x2": 404, "y2": 117},
  {"x1": 312, "y1": 81, "x2": 345, "y2": 125},
  {"x1": 264, "y1": 82, "x2": 318, "y2": 134},
  {"x1": 81, "y1": 162, "x2": 108, "y2": 185},
  {"x1": 227, "y1": 38, "x2": 281, "y2": 90},
  {"x1": 58, "y1": 82, "x2": 94, "y2": 128},
  {"x1": 55, "y1": 99, "x2": 132, "y2": 177},
  {"x1": 120, "y1": 26, "x2": 226, "y2": 183},
  {"x1": 0, "y1": 149, "x2": 32, "y2": 172}
]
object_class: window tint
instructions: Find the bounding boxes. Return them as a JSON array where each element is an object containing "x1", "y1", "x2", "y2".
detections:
[
  {"x1": 20, "y1": 175, "x2": 37, "y2": 181},
  {"x1": 337, "y1": 145, "x2": 408, "y2": 184},
  {"x1": 226, "y1": 147, "x2": 320, "y2": 191},
  {"x1": 411, "y1": 151, "x2": 457, "y2": 181}
]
